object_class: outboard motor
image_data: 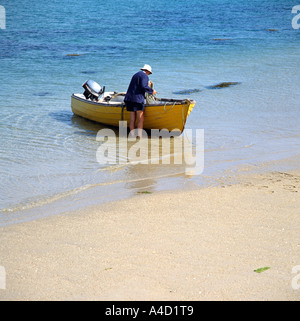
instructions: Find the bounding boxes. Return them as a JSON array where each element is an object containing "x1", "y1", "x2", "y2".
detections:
[{"x1": 82, "y1": 80, "x2": 105, "y2": 101}]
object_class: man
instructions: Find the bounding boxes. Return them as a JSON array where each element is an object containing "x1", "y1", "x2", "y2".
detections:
[{"x1": 124, "y1": 64, "x2": 157, "y2": 137}]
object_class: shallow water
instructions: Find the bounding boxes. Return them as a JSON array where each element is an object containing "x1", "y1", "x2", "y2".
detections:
[{"x1": 0, "y1": 0, "x2": 300, "y2": 225}]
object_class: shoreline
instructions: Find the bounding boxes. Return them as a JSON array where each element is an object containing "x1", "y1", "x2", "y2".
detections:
[
  {"x1": 1, "y1": 0, "x2": 299, "y2": 302},
  {"x1": 2, "y1": 154, "x2": 300, "y2": 228},
  {"x1": 0, "y1": 161, "x2": 300, "y2": 300}
]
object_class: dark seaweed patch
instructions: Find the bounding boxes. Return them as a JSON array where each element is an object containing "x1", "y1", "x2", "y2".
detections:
[
  {"x1": 173, "y1": 88, "x2": 202, "y2": 95},
  {"x1": 206, "y1": 82, "x2": 240, "y2": 89}
]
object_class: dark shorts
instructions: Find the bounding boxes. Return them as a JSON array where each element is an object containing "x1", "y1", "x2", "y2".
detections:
[{"x1": 125, "y1": 101, "x2": 145, "y2": 112}]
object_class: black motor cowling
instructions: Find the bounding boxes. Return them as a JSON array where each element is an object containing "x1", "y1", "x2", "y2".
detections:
[{"x1": 82, "y1": 80, "x2": 105, "y2": 101}]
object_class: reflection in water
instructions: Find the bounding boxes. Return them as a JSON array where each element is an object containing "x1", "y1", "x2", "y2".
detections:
[
  {"x1": 0, "y1": 112, "x2": 200, "y2": 224},
  {"x1": 50, "y1": 111, "x2": 119, "y2": 136},
  {"x1": 50, "y1": 112, "x2": 201, "y2": 189},
  {"x1": 95, "y1": 124, "x2": 200, "y2": 193}
]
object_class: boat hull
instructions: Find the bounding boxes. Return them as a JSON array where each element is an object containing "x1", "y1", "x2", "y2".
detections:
[{"x1": 71, "y1": 94, "x2": 195, "y2": 133}]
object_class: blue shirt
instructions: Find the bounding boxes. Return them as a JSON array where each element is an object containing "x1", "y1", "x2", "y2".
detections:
[{"x1": 124, "y1": 70, "x2": 154, "y2": 104}]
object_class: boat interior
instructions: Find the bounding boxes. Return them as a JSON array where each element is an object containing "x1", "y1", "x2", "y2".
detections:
[
  {"x1": 73, "y1": 92, "x2": 193, "y2": 107},
  {"x1": 75, "y1": 79, "x2": 193, "y2": 106}
]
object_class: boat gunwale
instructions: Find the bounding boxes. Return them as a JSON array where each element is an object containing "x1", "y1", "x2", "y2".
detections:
[{"x1": 71, "y1": 93, "x2": 195, "y2": 108}]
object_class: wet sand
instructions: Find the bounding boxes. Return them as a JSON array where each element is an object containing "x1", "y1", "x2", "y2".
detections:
[{"x1": 0, "y1": 168, "x2": 300, "y2": 301}]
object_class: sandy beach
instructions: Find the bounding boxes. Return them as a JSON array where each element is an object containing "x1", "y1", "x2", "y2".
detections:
[
  {"x1": 1, "y1": 0, "x2": 300, "y2": 304},
  {"x1": 0, "y1": 166, "x2": 300, "y2": 301}
]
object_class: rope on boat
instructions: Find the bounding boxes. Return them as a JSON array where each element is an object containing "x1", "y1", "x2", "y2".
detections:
[
  {"x1": 182, "y1": 99, "x2": 191, "y2": 130},
  {"x1": 121, "y1": 103, "x2": 125, "y2": 121},
  {"x1": 120, "y1": 96, "x2": 192, "y2": 132},
  {"x1": 163, "y1": 99, "x2": 191, "y2": 131},
  {"x1": 163, "y1": 102, "x2": 176, "y2": 112}
]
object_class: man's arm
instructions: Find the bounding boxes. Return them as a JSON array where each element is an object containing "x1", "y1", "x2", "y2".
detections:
[{"x1": 141, "y1": 73, "x2": 154, "y2": 95}]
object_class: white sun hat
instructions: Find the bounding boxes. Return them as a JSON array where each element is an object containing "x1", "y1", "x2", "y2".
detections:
[{"x1": 141, "y1": 64, "x2": 152, "y2": 74}]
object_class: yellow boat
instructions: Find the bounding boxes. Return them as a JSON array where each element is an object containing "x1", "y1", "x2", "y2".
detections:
[{"x1": 71, "y1": 80, "x2": 195, "y2": 133}]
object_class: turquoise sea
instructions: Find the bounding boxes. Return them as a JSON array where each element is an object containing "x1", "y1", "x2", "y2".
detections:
[{"x1": 0, "y1": 0, "x2": 300, "y2": 225}]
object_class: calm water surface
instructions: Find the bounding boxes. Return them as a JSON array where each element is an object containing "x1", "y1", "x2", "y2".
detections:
[{"x1": 0, "y1": 0, "x2": 300, "y2": 225}]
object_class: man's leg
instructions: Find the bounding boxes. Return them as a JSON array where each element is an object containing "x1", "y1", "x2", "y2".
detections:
[
  {"x1": 136, "y1": 110, "x2": 144, "y2": 138},
  {"x1": 129, "y1": 111, "x2": 136, "y2": 136}
]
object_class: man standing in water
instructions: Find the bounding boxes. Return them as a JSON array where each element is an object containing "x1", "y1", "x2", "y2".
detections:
[{"x1": 124, "y1": 64, "x2": 157, "y2": 137}]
